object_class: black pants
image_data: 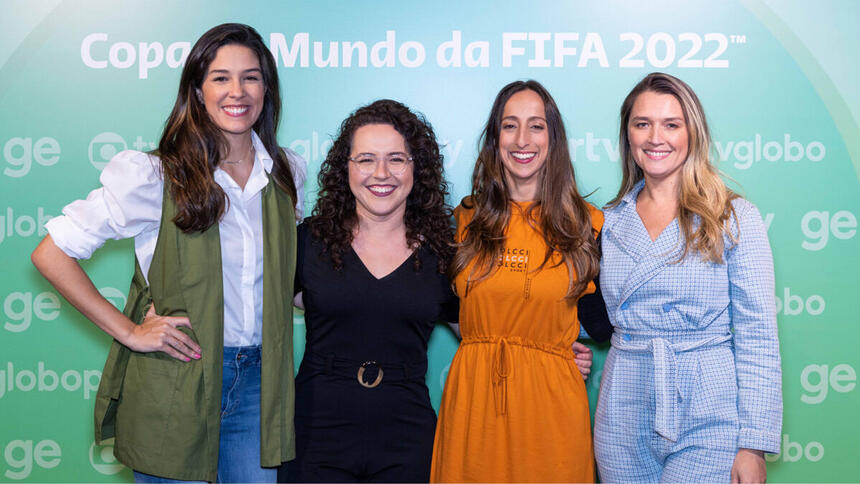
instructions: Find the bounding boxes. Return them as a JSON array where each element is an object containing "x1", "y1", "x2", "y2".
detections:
[{"x1": 279, "y1": 353, "x2": 436, "y2": 483}]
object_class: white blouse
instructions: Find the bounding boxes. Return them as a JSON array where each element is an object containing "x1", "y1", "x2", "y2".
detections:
[{"x1": 45, "y1": 132, "x2": 307, "y2": 347}]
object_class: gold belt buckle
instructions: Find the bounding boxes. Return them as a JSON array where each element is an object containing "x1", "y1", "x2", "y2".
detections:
[{"x1": 356, "y1": 361, "x2": 383, "y2": 388}]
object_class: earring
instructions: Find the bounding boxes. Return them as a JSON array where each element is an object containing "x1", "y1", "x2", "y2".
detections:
[{"x1": 195, "y1": 89, "x2": 204, "y2": 104}]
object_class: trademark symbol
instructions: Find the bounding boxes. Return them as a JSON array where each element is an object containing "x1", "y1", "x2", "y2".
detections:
[{"x1": 730, "y1": 35, "x2": 747, "y2": 44}]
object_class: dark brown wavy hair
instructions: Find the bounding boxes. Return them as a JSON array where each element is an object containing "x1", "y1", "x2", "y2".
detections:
[
  {"x1": 308, "y1": 99, "x2": 454, "y2": 273},
  {"x1": 158, "y1": 23, "x2": 297, "y2": 232},
  {"x1": 452, "y1": 80, "x2": 599, "y2": 299}
]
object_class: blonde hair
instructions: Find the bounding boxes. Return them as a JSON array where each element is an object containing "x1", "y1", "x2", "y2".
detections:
[{"x1": 609, "y1": 72, "x2": 738, "y2": 263}]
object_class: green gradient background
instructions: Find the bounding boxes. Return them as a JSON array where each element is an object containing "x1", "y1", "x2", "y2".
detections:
[{"x1": 1, "y1": 0, "x2": 857, "y2": 481}]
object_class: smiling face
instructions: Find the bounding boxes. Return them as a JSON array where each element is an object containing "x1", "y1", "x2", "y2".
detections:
[
  {"x1": 348, "y1": 123, "x2": 414, "y2": 223},
  {"x1": 627, "y1": 90, "x2": 690, "y2": 186},
  {"x1": 199, "y1": 44, "x2": 264, "y2": 139},
  {"x1": 498, "y1": 89, "x2": 549, "y2": 201}
]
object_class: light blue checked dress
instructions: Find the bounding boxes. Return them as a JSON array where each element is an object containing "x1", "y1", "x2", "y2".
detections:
[{"x1": 594, "y1": 181, "x2": 782, "y2": 482}]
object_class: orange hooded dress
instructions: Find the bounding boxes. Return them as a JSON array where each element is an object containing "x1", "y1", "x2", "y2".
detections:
[{"x1": 430, "y1": 201, "x2": 602, "y2": 483}]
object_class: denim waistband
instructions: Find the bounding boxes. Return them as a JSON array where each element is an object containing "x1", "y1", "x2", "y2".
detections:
[{"x1": 223, "y1": 345, "x2": 261, "y2": 367}]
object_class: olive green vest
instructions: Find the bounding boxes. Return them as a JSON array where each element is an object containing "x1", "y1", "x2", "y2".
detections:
[{"x1": 93, "y1": 173, "x2": 296, "y2": 482}]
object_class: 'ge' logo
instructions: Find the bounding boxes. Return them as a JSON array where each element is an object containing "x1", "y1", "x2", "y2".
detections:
[
  {"x1": 88, "y1": 132, "x2": 127, "y2": 171},
  {"x1": 801, "y1": 210, "x2": 857, "y2": 251},
  {"x1": 2, "y1": 137, "x2": 61, "y2": 178},
  {"x1": 800, "y1": 363, "x2": 856, "y2": 404},
  {"x1": 3, "y1": 439, "x2": 61, "y2": 480},
  {"x1": 3, "y1": 292, "x2": 61, "y2": 333},
  {"x1": 89, "y1": 440, "x2": 124, "y2": 475},
  {"x1": 3, "y1": 288, "x2": 123, "y2": 333}
]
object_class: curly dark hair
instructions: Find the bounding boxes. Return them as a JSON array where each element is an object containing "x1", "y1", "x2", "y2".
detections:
[{"x1": 308, "y1": 99, "x2": 455, "y2": 273}]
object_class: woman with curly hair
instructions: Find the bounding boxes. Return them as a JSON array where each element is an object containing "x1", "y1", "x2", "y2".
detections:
[
  {"x1": 593, "y1": 72, "x2": 781, "y2": 483},
  {"x1": 278, "y1": 99, "x2": 458, "y2": 483},
  {"x1": 431, "y1": 80, "x2": 610, "y2": 482}
]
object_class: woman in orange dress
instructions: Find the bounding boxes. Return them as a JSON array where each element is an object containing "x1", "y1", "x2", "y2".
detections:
[{"x1": 431, "y1": 80, "x2": 608, "y2": 482}]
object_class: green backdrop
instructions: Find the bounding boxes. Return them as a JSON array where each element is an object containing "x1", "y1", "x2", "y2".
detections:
[{"x1": 1, "y1": 0, "x2": 858, "y2": 481}]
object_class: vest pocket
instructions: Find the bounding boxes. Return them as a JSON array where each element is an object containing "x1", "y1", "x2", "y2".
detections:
[
  {"x1": 114, "y1": 352, "x2": 177, "y2": 460},
  {"x1": 131, "y1": 350, "x2": 183, "y2": 376},
  {"x1": 114, "y1": 351, "x2": 206, "y2": 463}
]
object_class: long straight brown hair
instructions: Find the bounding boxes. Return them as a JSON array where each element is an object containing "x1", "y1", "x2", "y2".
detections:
[
  {"x1": 451, "y1": 80, "x2": 599, "y2": 299},
  {"x1": 609, "y1": 72, "x2": 738, "y2": 263},
  {"x1": 158, "y1": 23, "x2": 297, "y2": 233}
]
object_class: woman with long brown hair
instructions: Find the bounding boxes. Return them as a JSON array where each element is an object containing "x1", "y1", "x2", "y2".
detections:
[
  {"x1": 431, "y1": 80, "x2": 609, "y2": 482},
  {"x1": 31, "y1": 23, "x2": 304, "y2": 482},
  {"x1": 593, "y1": 72, "x2": 781, "y2": 483}
]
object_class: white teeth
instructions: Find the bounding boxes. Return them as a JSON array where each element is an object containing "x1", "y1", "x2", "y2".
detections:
[
  {"x1": 223, "y1": 106, "x2": 248, "y2": 115},
  {"x1": 368, "y1": 186, "x2": 394, "y2": 194},
  {"x1": 512, "y1": 152, "x2": 535, "y2": 160},
  {"x1": 645, "y1": 150, "x2": 670, "y2": 156}
]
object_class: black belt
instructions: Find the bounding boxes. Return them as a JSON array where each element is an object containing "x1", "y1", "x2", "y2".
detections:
[{"x1": 303, "y1": 351, "x2": 427, "y2": 388}]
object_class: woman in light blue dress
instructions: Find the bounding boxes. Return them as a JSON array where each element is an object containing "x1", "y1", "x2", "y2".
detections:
[{"x1": 594, "y1": 72, "x2": 782, "y2": 483}]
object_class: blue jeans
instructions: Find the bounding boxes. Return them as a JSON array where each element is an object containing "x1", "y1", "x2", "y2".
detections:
[{"x1": 134, "y1": 345, "x2": 276, "y2": 483}]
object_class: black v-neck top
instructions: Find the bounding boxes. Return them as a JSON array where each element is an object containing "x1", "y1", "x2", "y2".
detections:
[{"x1": 296, "y1": 222, "x2": 459, "y2": 365}]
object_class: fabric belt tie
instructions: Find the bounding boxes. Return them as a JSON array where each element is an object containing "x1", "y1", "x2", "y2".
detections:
[
  {"x1": 492, "y1": 339, "x2": 511, "y2": 415},
  {"x1": 462, "y1": 336, "x2": 573, "y2": 417},
  {"x1": 610, "y1": 332, "x2": 732, "y2": 442}
]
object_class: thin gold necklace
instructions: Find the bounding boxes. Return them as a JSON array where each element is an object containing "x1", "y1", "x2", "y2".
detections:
[{"x1": 222, "y1": 146, "x2": 255, "y2": 165}]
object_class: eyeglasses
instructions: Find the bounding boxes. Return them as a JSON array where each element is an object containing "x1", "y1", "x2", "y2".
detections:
[{"x1": 348, "y1": 154, "x2": 413, "y2": 175}]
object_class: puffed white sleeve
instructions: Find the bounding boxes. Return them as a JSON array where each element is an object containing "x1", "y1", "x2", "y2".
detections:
[
  {"x1": 727, "y1": 198, "x2": 782, "y2": 453},
  {"x1": 44, "y1": 150, "x2": 164, "y2": 260},
  {"x1": 282, "y1": 147, "x2": 307, "y2": 221}
]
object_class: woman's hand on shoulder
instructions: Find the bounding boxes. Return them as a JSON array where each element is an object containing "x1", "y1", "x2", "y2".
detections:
[
  {"x1": 572, "y1": 341, "x2": 593, "y2": 379},
  {"x1": 731, "y1": 448, "x2": 767, "y2": 484},
  {"x1": 127, "y1": 306, "x2": 201, "y2": 362}
]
